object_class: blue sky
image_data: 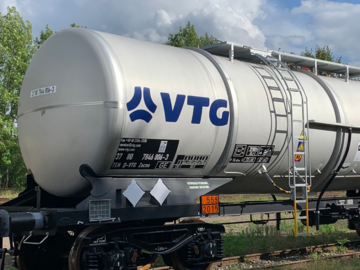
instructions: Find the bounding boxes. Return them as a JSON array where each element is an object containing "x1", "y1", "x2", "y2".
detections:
[{"x1": 1, "y1": 0, "x2": 359, "y2": 66}]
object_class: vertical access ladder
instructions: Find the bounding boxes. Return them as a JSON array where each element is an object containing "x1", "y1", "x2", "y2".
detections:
[{"x1": 254, "y1": 54, "x2": 311, "y2": 237}]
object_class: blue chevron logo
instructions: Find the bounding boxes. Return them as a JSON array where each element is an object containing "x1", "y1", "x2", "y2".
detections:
[{"x1": 126, "y1": 87, "x2": 157, "y2": 123}]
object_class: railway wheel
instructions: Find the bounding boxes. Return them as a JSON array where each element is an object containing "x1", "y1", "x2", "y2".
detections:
[
  {"x1": 69, "y1": 225, "x2": 157, "y2": 270},
  {"x1": 17, "y1": 230, "x2": 74, "y2": 270},
  {"x1": 168, "y1": 218, "x2": 212, "y2": 270},
  {"x1": 170, "y1": 249, "x2": 210, "y2": 270}
]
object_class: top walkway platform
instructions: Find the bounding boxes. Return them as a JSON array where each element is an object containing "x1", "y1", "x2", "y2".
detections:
[{"x1": 201, "y1": 41, "x2": 360, "y2": 78}]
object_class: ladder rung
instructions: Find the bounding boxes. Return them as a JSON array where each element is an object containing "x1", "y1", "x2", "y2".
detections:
[
  {"x1": 276, "y1": 114, "x2": 287, "y2": 117},
  {"x1": 294, "y1": 167, "x2": 306, "y2": 171},
  {"x1": 262, "y1": 75, "x2": 273, "y2": 79},
  {"x1": 289, "y1": 88, "x2": 300, "y2": 92},
  {"x1": 278, "y1": 67, "x2": 287, "y2": 71},
  {"x1": 272, "y1": 98, "x2": 284, "y2": 102},
  {"x1": 295, "y1": 151, "x2": 304, "y2": 155},
  {"x1": 296, "y1": 200, "x2": 307, "y2": 203},
  {"x1": 295, "y1": 136, "x2": 306, "y2": 139},
  {"x1": 297, "y1": 216, "x2": 307, "y2": 220},
  {"x1": 268, "y1": 58, "x2": 278, "y2": 62},
  {"x1": 293, "y1": 120, "x2": 303, "y2": 123},
  {"x1": 268, "y1": 86, "x2": 280, "y2": 90},
  {"x1": 294, "y1": 183, "x2": 307, "y2": 187},
  {"x1": 293, "y1": 103, "x2": 302, "y2": 107},
  {"x1": 284, "y1": 77, "x2": 294, "y2": 81},
  {"x1": 297, "y1": 232, "x2": 307, "y2": 236},
  {"x1": 276, "y1": 130, "x2": 287, "y2": 134}
]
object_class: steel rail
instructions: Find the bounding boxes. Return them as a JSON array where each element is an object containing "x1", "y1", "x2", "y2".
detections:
[{"x1": 149, "y1": 240, "x2": 360, "y2": 270}]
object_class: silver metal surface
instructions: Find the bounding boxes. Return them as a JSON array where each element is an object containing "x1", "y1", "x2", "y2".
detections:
[{"x1": 18, "y1": 28, "x2": 360, "y2": 198}]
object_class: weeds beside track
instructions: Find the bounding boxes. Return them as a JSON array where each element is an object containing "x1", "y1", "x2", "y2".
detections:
[{"x1": 150, "y1": 240, "x2": 360, "y2": 270}]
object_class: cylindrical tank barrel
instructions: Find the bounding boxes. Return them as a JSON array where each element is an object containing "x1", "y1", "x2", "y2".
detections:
[{"x1": 18, "y1": 28, "x2": 360, "y2": 197}]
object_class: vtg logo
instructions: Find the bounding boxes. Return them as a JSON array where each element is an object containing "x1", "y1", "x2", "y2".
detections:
[{"x1": 126, "y1": 86, "x2": 229, "y2": 126}]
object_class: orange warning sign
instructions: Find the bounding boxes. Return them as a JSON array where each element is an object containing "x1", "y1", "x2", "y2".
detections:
[
  {"x1": 294, "y1": 154, "x2": 303, "y2": 162},
  {"x1": 201, "y1": 195, "x2": 220, "y2": 214}
]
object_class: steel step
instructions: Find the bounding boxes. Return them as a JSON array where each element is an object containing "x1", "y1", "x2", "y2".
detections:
[
  {"x1": 289, "y1": 88, "x2": 300, "y2": 92},
  {"x1": 272, "y1": 97, "x2": 284, "y2": 102},
  {"x1": 296, "y1": 200, "x2": 307, "y2": 203},
  {"x1": 294, "y1": 183, "x2": 307, "y2": 187}
]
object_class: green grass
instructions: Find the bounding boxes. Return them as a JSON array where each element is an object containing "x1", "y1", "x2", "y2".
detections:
[{"x1": 222, "y1": 221, "x2": 358, "y2": 257}]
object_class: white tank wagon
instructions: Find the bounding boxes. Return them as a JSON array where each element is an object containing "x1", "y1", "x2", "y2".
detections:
[
  {"x1": 18, "y1": 28, "x2": 360, "y2": 197},
  {"x1": 1, "y1": 29, "x2": 360, "y2": 270}
]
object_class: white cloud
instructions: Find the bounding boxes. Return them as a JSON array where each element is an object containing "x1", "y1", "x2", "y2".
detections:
[
  {"x1": 291, "y1": 0, "x2": 360, "y2": 65},
  {"x1": 2, "y1": 0, "x2": 359, "y2": 65},
  {"x1": 128, "y1": 0, "x2": 267, "y2": 47},
  {"x1": 154, "y1": 9, "x2": 172, "y2": 28},
  {"x1": 252, "y1": 0, "x2": 360, "y2": 65},
  {"x1": 266, "y1": 35, "x2": 307, "y2": 53},
  {"x1": 1, "y1": 0, "x2": 18, "y2": 14},
  {"x1": 292, "y1": 1, "x2": 360, "y2": 55}
]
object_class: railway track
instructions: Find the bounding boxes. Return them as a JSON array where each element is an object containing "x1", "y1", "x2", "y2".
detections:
[{"x1": 150, "y1": 240, "x2": 360, "y2": 270}]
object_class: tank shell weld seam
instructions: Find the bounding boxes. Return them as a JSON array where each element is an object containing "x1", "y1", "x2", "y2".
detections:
[{"x1": 17, "y1": 101, "x2": 119, "y2": 117}]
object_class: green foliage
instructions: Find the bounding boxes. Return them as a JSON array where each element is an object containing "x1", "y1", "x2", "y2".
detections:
[
  {"x1": 320, "y1": 224, "x2": 338, "y2": 234},
  {"x1": 165, "y1": 21, "x2": 217, "y2": 47},
  {"x1": 301, "y1": 45, "x2": 342, "y2": 63},
  {"x1": 309, "y1": 250, "x2": 321, "y2": 260},
  {"x1": 221, "y1": 219, "x2": 357, "y2": 257},
  {"x1": 34, "y1": 24, "x2": 54, "y2": 48},
  {"x1": 335, "y1": 236, "x2": 349, "y2": 252},
  {"x1": 70, "y1": 23, "x2": 86, "y2": 28},
  {"x1": 0, "y1": 6, "x2": 35, "y2": 188}
]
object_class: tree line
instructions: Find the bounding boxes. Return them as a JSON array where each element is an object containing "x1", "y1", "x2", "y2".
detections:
[{"x1": 0, "y1": 6, "x2": 341, "y2": 189}]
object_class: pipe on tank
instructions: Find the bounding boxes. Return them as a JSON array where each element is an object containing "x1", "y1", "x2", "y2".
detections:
[{"x1": 315, "y1": 128, "x2": 352, "y2": 230}]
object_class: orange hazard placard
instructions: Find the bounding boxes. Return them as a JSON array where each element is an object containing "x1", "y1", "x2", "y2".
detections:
[
  {"x1": 201, "y1": 204, "x2": 219, "y2": 214},
  {"x1": 201, "y1": 195, "x2": 220, "y2": 214}
]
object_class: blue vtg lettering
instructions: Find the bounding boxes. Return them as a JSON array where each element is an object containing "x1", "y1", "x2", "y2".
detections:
[{"x1": 127, "y1": 87, "x2": 230, "y2": 126}]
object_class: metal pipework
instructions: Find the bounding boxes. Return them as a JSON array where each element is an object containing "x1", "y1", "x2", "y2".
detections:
[
  {"x1": 258, "y1": 165, "x2": 291, "y2": 194},
  {"x1": 315, "y1": 128, "x2": 352, "y2": 230}
]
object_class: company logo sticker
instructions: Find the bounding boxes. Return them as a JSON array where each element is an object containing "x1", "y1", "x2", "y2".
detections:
[
  {"x1": 126, "y1": 87, "x2": 157, "y2": 123},
  {"x1": 127, "y1": 86, "x2": 229, "y2": 126}
]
